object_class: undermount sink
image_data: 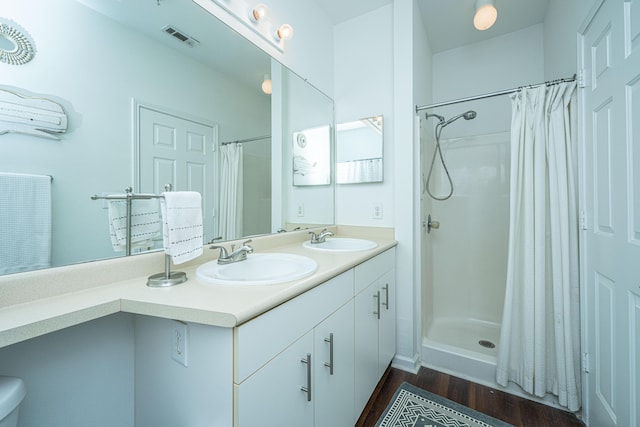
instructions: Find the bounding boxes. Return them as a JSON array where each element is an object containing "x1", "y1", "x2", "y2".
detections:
[
  {"x1": 303, "y1": 237, "x2": 378, "y2": 252},
  {"x1": 195, "y1": 253, "x2": 318, "y2": 286}
]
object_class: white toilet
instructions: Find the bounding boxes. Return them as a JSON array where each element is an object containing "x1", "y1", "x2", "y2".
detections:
[{"x1": 0, "y1": 377, "x2": 26, "y2": 427}]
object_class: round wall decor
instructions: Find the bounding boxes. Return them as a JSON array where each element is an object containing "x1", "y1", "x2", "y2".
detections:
[{"x1": 0, "y1": 19, "x2": 36, "y2": 65}]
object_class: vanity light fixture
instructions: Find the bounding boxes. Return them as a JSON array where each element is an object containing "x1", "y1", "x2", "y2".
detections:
[
  {"x1": 261, "y1": 74, "x2": 272, "y2": 94},
  {"x1": 473, "y1": 0, "x2": 497, "y2": 31},
  {"x1": 250, "y1": 4, "x2": 269, "y2": 23},
  {"x1": 195, "y1": 0, "x2": 292, "y2": 52},
  {"x1": 275, "y1": 23, "x2": 294, "y2": 41}
]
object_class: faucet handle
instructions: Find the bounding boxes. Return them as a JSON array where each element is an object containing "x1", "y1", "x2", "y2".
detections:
[
  {"x1": 241, "y1": 239, "x2": 254, "y2": 253},
  {"x1": 208, "y1": 245, "x2": 228, "y2": 258}
]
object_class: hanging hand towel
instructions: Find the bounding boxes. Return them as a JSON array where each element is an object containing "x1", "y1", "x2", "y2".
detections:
[
  {"x1": 160, "y1": 191, "x2": 203, "y2": 264},
  {"x1": 107, "y1": 197, "x2": 162, "y2": 252},
  {"x1": 0, "y1": 172, "x2": 52, "y2": 274}
]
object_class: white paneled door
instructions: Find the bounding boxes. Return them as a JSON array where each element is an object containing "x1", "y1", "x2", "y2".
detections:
[
  {"x1": 580, "y1": 0, "x2": 640, "y2": 426},
  {"x1": 136, "y1": 105, "x2": 217, "y2": 245}
]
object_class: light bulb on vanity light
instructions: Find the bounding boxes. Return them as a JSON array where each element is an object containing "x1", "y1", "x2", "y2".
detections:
[
  {"x1": 473, "y1": 0, "x2": 497, "y2": 31},
  {"x1": 250, "y1": 4, "x2": 269, "y2": 23},
  {"x1": 261, "y1": 74, "x2": 272, "y2": 94},
  {"x1": 275, "y1": 23, "x2": 294, "y2": 41}
]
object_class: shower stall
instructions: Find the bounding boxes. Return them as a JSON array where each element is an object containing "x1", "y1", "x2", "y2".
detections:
[{"x1": 419, "y1": 106, "x2": 511, "y2": 387}]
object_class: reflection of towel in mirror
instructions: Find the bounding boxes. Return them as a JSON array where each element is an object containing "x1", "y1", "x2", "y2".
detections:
[
  {"x1": 293, "y1": 155, "x2": 317, "y2": 176},
  {"x1": 160, "y1": 191, "x2": 203, "y2": 264},
  {"x1": 0, "y1": 172, "x2": 51, "y2": 274},
  {"x1": 108, "y1": 198, "x2": 162, "y2": 252}
]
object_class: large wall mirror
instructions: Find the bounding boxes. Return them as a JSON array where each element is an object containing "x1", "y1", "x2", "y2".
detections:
[
  {"x1": 0, "y1": 0, "x2": 334, "y2": 276},
  {"x1": 336, "y1": 115, "x2": 383, "y2": 184}
]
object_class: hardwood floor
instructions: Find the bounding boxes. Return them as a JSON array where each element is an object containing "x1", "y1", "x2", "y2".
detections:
[{"x1": 355, "y1": 367, "x2": 586, "y2": 427}]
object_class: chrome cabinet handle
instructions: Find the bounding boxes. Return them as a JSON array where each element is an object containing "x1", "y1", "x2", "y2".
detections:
[
  {"x1": 324, "y1": 333, "x2": 334, "y2": 375},
  {"x1": 300, "y1": 353, "x2": 312, "y2": 401},
  {"x1": 382, "y1": 283, "x2": 389, "y2": 310},
  {"x1": 374, "y1": 291, "x2": 381, "y2": 320}
]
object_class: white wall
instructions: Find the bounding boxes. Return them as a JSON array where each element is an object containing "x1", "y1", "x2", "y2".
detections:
[
  {"x1": 543, "y1": 0, "x2": 594, "y2": 80},
  {"x1": 0, "y1": 314, "x2": 135, "y2": 427},
  {"x1": 1, "y1": 0, "x2": 269, "y2": 268},
  {"x1": 334, "y1": 5, "x2": 394, "y2": 227},
  {"x1": 432, "y1": 24, "x2": 544, "y2": 138}
]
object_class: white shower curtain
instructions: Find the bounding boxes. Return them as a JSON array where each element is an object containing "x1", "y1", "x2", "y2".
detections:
[
  {"x1": 496, "y1": 81, "x2": 581, "y2": 411},
  {"x1": 219, "y1": 142, "x2": 243, "y2": 240}
]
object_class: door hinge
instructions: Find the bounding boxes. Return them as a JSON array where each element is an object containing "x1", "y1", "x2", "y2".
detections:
[
  {"x1": 580, "y1": 210, "x2": 588, "y2": 231},
  {"x1": 577, "y1": 68, "x2": 589, "y2": 89},
  {"x1": 582, "y1": 352, "x2": 590, "y2": 373}
]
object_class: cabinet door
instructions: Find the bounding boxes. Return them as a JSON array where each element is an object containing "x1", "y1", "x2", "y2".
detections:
[
  {"x1": 314, "y1": 301, "x2": 355, "y2": 427},
  {"x1": 354, "y1": 281, "x2": 380, "y2": 415},
  {"x1": 236, "y1": 331, "x2": 314, "y2": 427},
  {"x1": 378, "y1": 270, "x2": 396, "y2": 376}
]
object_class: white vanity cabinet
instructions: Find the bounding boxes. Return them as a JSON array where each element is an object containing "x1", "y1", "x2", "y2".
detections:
[
  {"x1": 234, "y1": 271, "x2": 354, "y2": 427},
  {"x1": 354, "y1": 249, "x2": 396, "y2": 415},
  {"x1": 234, "y1": 247, "x2": 395, "y2": 427}
]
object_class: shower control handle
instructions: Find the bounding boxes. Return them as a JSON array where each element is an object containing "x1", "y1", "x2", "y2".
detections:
[{"x1": 425, "y1": 214, "x2": 440, "y2": 234}]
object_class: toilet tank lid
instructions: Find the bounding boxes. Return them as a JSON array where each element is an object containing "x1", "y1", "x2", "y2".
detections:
[{"x1": 0, "y1": 377, "x2": 26, "y2": 420}]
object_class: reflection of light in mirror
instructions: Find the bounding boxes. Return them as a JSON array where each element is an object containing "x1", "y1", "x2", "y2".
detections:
[{"x1": 261, "y1": 74, "x2": 272, "y2": 94}]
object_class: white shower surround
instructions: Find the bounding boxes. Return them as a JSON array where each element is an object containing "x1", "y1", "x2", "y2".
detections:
[
  {"x1": 421, "y1": 131, "x2": 569, "y2": 410},
  {"x1": 422, "y1": 131, "x2": 509, "y2": 380}
]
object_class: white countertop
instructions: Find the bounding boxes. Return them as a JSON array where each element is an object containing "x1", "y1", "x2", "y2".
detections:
[{"x1": 0, "y1": 226, "x2": 396, "y2": 348}]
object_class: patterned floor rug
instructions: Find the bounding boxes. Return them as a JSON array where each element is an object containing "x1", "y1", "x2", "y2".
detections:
[{"x1": 376, "y1": 382, "x2": 515, "y2": 427}]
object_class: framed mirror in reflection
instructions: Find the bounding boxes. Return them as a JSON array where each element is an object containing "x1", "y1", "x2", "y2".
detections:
[
  {"x1": 0, "y1": 0, "x2": 334, "y2": 276},
  {"x1": 336, "y1": 115, "x2": 383, "y2": 184}
]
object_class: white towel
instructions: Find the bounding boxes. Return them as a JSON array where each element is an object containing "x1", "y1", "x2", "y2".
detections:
[
  {"x1": 160, "y1": 191, "x2": 203, "y2": 265},
  {"x1": 107, "y1": 197, "x2": 162, "y2": 252},
  {"x1": 0, "y1": 172, "x2": 52, "y2": 274}
]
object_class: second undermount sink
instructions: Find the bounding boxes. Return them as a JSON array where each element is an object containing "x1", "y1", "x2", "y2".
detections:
[
  {"x1": 303, "y1": 237, "x2": 378, "y2": 252},
  {"x1": 195, "y1": 253, "x2": 318, "y2": 286}
]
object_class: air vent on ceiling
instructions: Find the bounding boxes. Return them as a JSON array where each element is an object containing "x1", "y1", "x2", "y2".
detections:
[{"x1": 161, "y1": 25, "x2": 200, "y2": 47}]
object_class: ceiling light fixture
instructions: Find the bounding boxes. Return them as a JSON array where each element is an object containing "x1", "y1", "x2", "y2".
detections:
[
  {"x1": 473, "y1": 0, "x2": 497, "y2": 31},
  {"x1": 261, "y1": 74, "x2": 272, "y2": 94},
  {"x1": 275, "y1": 23, "x2": 294, "y2": 41},
  {"x1": 250, "y1": 4, "x2": 268, "y2": 23}
]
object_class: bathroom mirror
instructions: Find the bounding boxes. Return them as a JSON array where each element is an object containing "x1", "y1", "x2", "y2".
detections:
[
  {"x1": 0, "y1": 0, "x2": 334, "y2": 276},
  {"x1": 336, "y1": 115, "x2": 383, "y2": 184},
  {"x1": 292, "y1": 126, "x2": 331, "y2": 187}
]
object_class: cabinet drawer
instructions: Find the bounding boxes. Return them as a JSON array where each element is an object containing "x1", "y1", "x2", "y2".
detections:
[
  {"x1": 234, "y1": 270, "x2": 353, "y2": 383},
  {"x1": 354, "y1": 248, "x2": 395, "y2": 294}
]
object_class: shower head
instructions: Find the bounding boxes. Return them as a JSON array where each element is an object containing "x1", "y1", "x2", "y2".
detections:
[{"x1": 441, "y1": 110, "x2": 477, "y2": 127}]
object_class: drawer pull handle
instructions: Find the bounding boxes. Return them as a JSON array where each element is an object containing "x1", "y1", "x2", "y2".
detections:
[
  {"x1": 382, "y1": 283, "x2": 389, "y2": 310},
  {"x1": 300, "y1": 353, "x2": 312, "y2": 401},
  {"x1": 324, "y1": 333, "x2": 334, "y2": 375},
  {"x1": 374, "y1": 291, "x2": 381, "y2": 320}
]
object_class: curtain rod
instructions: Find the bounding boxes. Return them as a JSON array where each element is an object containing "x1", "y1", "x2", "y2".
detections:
[
  {"x1": 415, "y1": 74, "x2": 577, "y2": 113},
  {"x1": 221, "y1": 134, "x2": 271, "y2": 145}
]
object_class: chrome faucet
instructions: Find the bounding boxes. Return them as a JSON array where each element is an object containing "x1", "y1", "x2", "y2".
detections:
[
  {"x1": 209, "y1": 239, "x2": 254, "y2": 264},
  {"x1": 308, "y1": 228, "x2": 334, "y2": 244}
]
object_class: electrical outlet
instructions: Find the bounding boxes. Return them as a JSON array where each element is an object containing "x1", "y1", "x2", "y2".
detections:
[
  {"x1": 372, "y1": 203, "x2": 383, "y2": 219},
  {"x1": 171, "y1": 320, "x2": 188, "y2": 367},
  {"x1": 296, "y1": 203, "x2": 305, "y2": 217}
]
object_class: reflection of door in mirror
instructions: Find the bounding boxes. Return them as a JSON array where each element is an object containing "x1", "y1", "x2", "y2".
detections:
[
  {"x1": 137, "y1": 105, "x2": 216, "y2": 249},
  {"x1": 336, "y1": 116, "x2": 383, "y2": 184}
]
